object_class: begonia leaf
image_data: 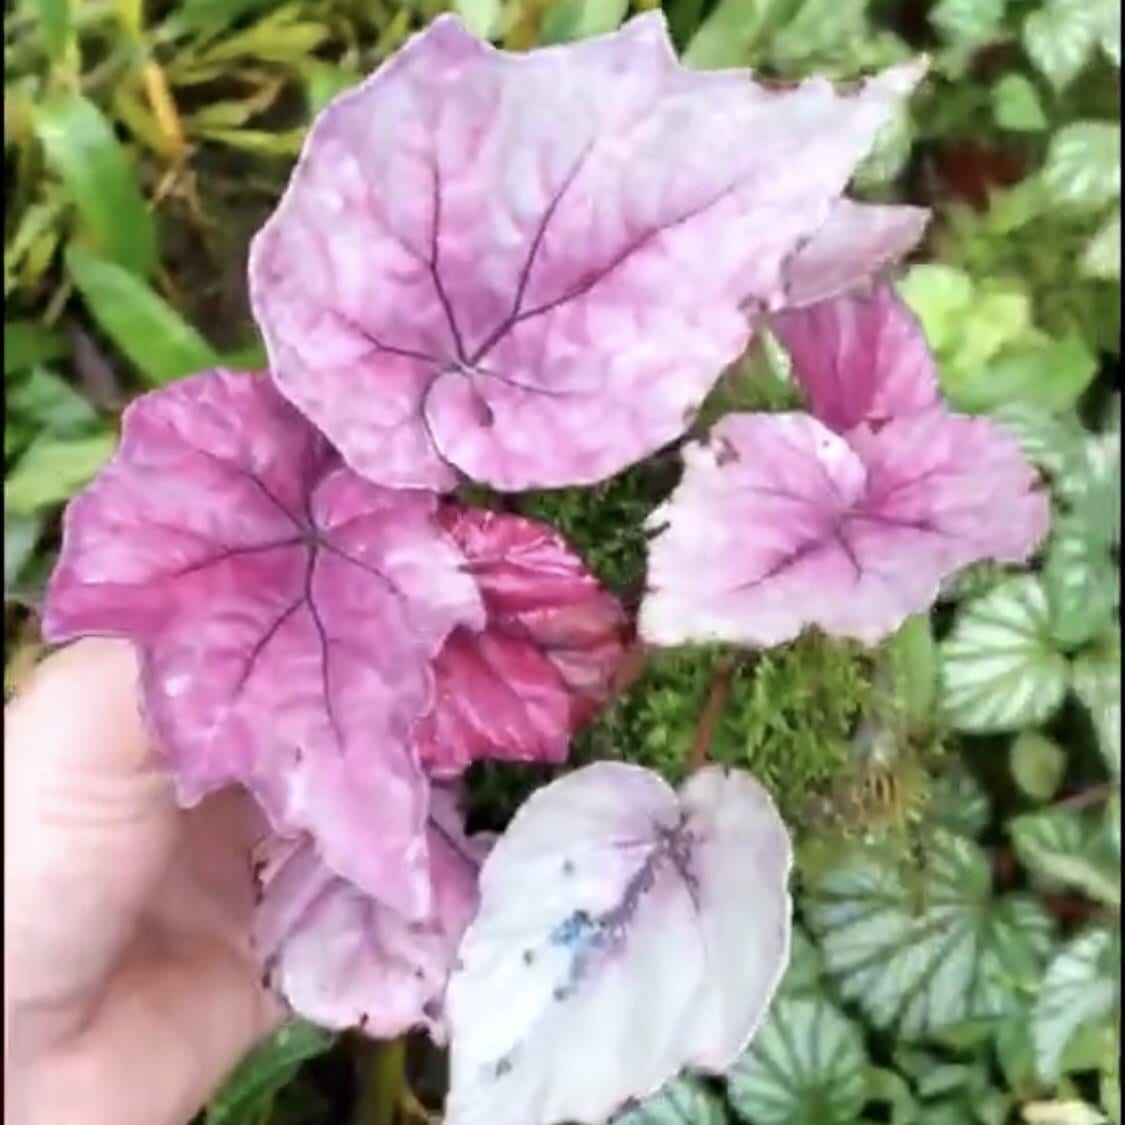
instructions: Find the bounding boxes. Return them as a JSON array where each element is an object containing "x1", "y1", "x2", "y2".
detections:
[
  {"x1": 249, "y1": 12, "x2": 924, "y2": 492},
  {"x1": 773, "y1": 283, "x2": 938, "y2": 432},
  {"x1": 641, "y1": 408, "x2": 1047, "y2": 648},
  {"x1": 415, "y1": 506, "x2": 628, "y2": 776},
  {"x1": 444, "y1": 762, "x2": 792, "y2": 1125},
  {"x1": 43, "y1": 370, "x2": 483, "y2": 917},
  {"x1": 254, "y1": 786, "x2": 488, "y2": 1040},
  {"x1": 641, "y1": 287, "x2": 1047, "y2": 648}
]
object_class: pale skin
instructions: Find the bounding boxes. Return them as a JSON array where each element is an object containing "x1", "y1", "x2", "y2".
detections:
[{"x1": 5, "y1": 638, "x2": 284, "y2": 1125}]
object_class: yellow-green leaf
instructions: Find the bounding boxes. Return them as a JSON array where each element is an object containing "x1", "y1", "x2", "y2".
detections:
[{"x1": 5, "y1": 432, "x2": 116, "y2": 515}]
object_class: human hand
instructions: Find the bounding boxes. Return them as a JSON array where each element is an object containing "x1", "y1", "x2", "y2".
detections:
[{"x1": 5, "y1": 638, "x2": 283, "y2": 1125}]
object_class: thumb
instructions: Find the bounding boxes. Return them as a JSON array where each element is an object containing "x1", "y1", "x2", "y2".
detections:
[{"x1": 4, "y1": 638, "x2": 178, "y2": 1025}]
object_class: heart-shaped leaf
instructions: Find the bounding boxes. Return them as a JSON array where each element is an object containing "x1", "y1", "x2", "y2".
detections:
[
  {"x1": 805, "y1": 830, "x2": 1052, "y2": 1039},
  {"x1": 1043, "y1": 122, "x2": 1121, "y2": 210},
  {"x1": 940, "y1": 576, "x2": 1069, "y2": 732},
  {"x1": 726, "y1": 996, "x2": 869, "y2": 1125},
  {"x1": 1023, "y1": 0, "x2": 1098, "y2": 90}
]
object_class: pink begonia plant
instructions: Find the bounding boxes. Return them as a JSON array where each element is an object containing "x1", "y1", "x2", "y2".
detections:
[
  {"x1": 416, "y1": 506, "x2": 629, "y2": 777},
  {"x1": 42, "y1": 369, "x2": 483, "y2": 917},
  {"x1": 640, "y1": 285, "x2": 1051, "y2": 647},
  {"x1": 444, "y1": 763, "x2": 792, "y2": 1125},
  {"x1": 248, "y1": 12, "x2": 926, "y2": 493},
  {"x1": 254, "y1": 785, "x2": 491, "y2": 1039}
]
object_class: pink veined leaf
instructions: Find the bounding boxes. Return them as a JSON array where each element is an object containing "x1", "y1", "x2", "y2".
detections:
[
  {"x1": 255, "y1": 785, "x2": 490, "y2": 1041},
  {"x1": 443, "y1": 762, "x2": 792, "y2": 1125},
  {"x1": 772, "y1": 281, "x2": 939, "y2": 434},
  {"x1": 640, "y1": 291, "x2": 1049, "y2": 648},
  {"x1": 248, "y1": 12, "x2": 925, "y2": 492},
  {"x1": 780, "y1": 200, "x2": 930, "y2": 311},
  {"x1": 415, "y1": 507, "x2": 629, "y2": 777},
  {"x1": 42, "y1": 370, "x2": 484, "y2": 918}
]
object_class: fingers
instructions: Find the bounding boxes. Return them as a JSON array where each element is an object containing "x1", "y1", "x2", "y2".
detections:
[{"x1": 4, "y1": 639, "x2": 178, "y2": 1027}]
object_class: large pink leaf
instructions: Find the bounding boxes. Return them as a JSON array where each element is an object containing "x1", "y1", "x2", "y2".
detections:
[
  {"x1": 248, "y1": 12, "x2": 924, "y2": 492},
  {"x1": 772, "y1": 281, "x2": 938, "y2": 433},
  {"x1": 444, "y1": 762, "x2": 792, "y2": 1125},
  {"x1": 640, "y1": 408, "x2": 1048, "y2": 647},
  {"x1": 43, "y1": 370, "x2": 483, "y2": 917},
  {"x1": 254, "y1": 786, "x2": 488, "y2": 1040},
  {"x1": 415, "y1": 507, "x2": 628, "y2": 777}
]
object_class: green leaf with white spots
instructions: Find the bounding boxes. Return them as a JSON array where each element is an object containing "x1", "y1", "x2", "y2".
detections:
[
  {"x1": 990, "y1": 405, "x2": 1086, "y2": 483},
  {"x1": 805, "y1": 831, "x2": 1052, "y2": 1040},
  {"x1": 1084, "y1": 211, "x2": 1121, "y2": 280},
  {"x1": 1043, "y1": 517, "x2": 1118, "y2": 650},
  {"x1": 1095, "y1": 0, "x2": 1121, "y2": 64},
  {"x1": 1023, "y1": 0, "x2": 1098, "y2": 90},
  {"x1": 614, "y1": 1076, "x2": 728, "y2": 1125},
  {"x1": 1033, "y1": 928, "x2": 1120, "y2": 1083},
  {"x1": 1059, "y1": 428, "x2": 1121, "y2": 550},
  {"x1": 928, "y1": 768, "x2": 991, "y2": 839},
  {"x1": 1043, "y1": 123, "x2": 1121, "y2": 210},
  {"x1": 726, "y1": 996, "x2": 869, "y2": 1125},
  {"x1": 940, "y1": 578, "x2": 1070, "y2": 733},
  {"x1": 1072, "y1": 631, "x2": 1121, "y2": 779},
  {"x1": 1010, "y1": 807, "x2": 1120, "y2": 908}
]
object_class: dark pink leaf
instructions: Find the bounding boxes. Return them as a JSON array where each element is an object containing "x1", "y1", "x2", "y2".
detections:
[
  {"x1": 772, "y1": 282, "x2": 938, "y2": 434},
  {"x1": 255, "y1": 785, "x2": 488, "y2": 1039},
  {"x1": 44, "y1": 370, "x2": 483, "y2": 916},
  {"x1": 248, "y1": 13, "x2": 924, "y2": 492},
  {"x1": 641, "y1": 408, "x2": 1048, "y2": 647},
  {"x1": 415, "y1": 508, "x2": 628, "y2": 777}
]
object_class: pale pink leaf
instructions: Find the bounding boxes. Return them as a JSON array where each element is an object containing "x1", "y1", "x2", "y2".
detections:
[
  {"x1": 640, "y1": 409, "x2": 1048, "y2": 647},
  {"x1": 772, "y1": 282, "x2": 938, "y2": 433},
  {"x1": 249, "y1": 12, "x2": 923, "y2": 491},
  {"x1": 255, "y1": 786, "x2": 487, "y2": 1040},
  {"x1": 781, "y1": 200, "x2": 929, "y2": 310},
  {"x1": 43, "y1": 370, "x2": 483, "y2": 916},
  {"x1": 444, "y1": 762, "x2": 792, "y2": 1125},
  {"x1": 416, "y1": 507, "x2": 628, "y2": 776}
]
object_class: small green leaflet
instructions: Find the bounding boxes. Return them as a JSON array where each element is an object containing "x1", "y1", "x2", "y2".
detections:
[
  {"x1": 5, "y1": 432, "x2": 117, "y2": 516},
  {"x1": 991, "y1": 74, "x2": 1048, "y2": 132},
  {"x1": 930, "y1": 0, "x2": 1007, "y2": 46},
  {"x1": 940, "y1": 577, "x2": 1070, "y2": 733},
  {"x1": 453, "y1": 0, "x2": 502, "y2": 38},
  {"x1": 1071, "y1": 631, "x2": 1121, "y2": 779},
  {"x1": 205, "y1": 1020, "x2": 334, "y2": 1125},
  {"x1": 884, "y1": 615, "x2": 939, "y2": 734},
  {"x1": 727, "y1": 996, "x2": 869, "y2": 1125},
  {"x1": 1023, "y1": 0, "x2": 1101, "y2": 90},
  {"x1": 1009, "y1": 807, "x2": 1120, "y2": 908},
  {"x1": 1032, "y1": 927, "x2": 1120, "y2": 1083},
  {"x1": 1043, "y1": 123, "x2": 1121, "y2": 210},
  {"x1": 1009, "y1": 732, "x2": 1066, "y2": 801},
  {"x1": 1084, "y1": 210, "x2": 1121, "y2": 281},
  {"x1": 1043, "y1": 516, "x2": 1119, "y2": 650},
  {"x1": 805, "y1": 830, "x2": 1052, "y2": 1040},
  {"x1": 613, "y1": 1076, "x2": 728, "y2": 1125},
  {"x1": 539, "y1": 0, "x2": 630, "y2": 44}
]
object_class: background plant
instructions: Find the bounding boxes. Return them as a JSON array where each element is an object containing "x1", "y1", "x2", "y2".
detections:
[{"x1": 4, "y1": 0, "x2": 1119, "y2": 1122}]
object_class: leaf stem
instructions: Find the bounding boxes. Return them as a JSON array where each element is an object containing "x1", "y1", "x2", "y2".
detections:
[
  {"x1": 351, "y1": 1037, "x2": 406, "y2": 1125},
  {"x1": 1052, "y1": 782, "x2": 1115, "y2": 812},
  {"x1": 688, "y1": 652, "x2": 739, "y2": 772}
]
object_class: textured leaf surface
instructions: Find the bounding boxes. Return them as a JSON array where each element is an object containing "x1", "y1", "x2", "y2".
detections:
[
  {"x1": 1072, "y1": 630, "x2": 1121, "y2": 778},
  {"x1": 43, "y1": 370, "x2": 483, "y2": 916},
  {"x1": 1033, "y1": 928, "x2": 1120, "y2": 1082},
  {"x1": 727, "y1": 996, "x2": 869, "y2": 1125},
  {"x1": 415, "y1": 507, "x2": 627, "y2": 776},
  {"x1": 806, "y1": 830, "x2": 1052, "y2": 1039},
  {"x1": 940, "y1": 577, "x2": 1068, "y2": 732},
  {"x1": 643, "y1": 289, "x2": 1047, "y2": 648},
  {"x1": 445, "y1": 763, "x2": 792, "y2": 1125},
  {"x1": 1043, "y1": 123, "x2": 1121, "y2": 209},
  {"x1": 249, "y1": 13, "x2": 922, "y2": 491},
  {"x1": 1010, "y1": 807, "x2": 1120, "y2": 907}
]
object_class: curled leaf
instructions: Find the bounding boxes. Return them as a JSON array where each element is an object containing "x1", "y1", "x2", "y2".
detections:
[
  {"x1": 445, "y1": 762, "x2": 792, "y2": 1125},
  {"x1": 249, "y1": 13, "x2": 924, "y2": 492},
  {"x1": 416, "y1": 506, "x2": 628, "y2": 776},
  {"x1": 43, "y1": 370, "x2": 483, "y2": 916},
  {"x1": 255, "y1": 786, "x2": 489, "y2": 1040}
]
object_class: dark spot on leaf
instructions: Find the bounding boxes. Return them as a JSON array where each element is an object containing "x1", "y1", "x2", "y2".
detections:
[{"x1": 522, "y1": 949, "x2": 535, "y2": 965}]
